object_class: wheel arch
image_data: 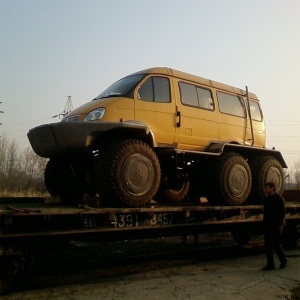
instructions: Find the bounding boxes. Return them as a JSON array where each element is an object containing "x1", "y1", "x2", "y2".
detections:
[
  {"x1": 206, "y1": 142, "x2": 287, "y2": 168},
  {"x1": 88, "y1": 122, "x2": 157, "y2": 151}
]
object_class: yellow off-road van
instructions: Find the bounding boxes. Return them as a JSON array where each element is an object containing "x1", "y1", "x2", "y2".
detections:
[{"x1": 28, "y1": 67, "x2": 286, "y2": 207}]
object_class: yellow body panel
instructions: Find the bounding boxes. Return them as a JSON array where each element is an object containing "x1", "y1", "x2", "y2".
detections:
[
  {"x1": 65, "y1": 67, "x2": 266, "y2": 150},
  {"x1": 172, "y1": 78, "x2": 218, "y2": 151},
  {"x1": 70, "y1": 98, "x2": 135, "y2": 122}
]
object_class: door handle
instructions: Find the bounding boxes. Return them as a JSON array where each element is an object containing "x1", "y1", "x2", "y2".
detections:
[{"x1": 176, "y1": 111, "x2": 181, "y2": 128}]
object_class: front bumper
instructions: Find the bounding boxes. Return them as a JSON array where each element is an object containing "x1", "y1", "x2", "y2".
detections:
[{"x1": 27, "y1": 121, "x2": 149, "y2": 158}]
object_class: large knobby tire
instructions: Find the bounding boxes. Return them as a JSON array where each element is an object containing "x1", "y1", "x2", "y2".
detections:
[
  {"x1": 249, "y1": 156, "x2": 283, "y2": 204},
  {"x1": 208, "y1": 152, "x2": 252, "y2": 205},
  {"x1": 93, "y1": 139, "x2": 161, "y2": 207}
]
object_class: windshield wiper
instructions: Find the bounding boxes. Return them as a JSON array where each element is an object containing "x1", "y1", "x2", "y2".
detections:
[{"x1": 95, "y1": 92, "x2": 122, "y2": 99}]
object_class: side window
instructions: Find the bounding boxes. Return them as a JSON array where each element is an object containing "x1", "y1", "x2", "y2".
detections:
[
  {"x1": 153, "y1": 77, "x2": 170, "y2": 103},
  {"x1": 249, "y1": 100, "x2": 262, "y2": 121},
  {"x1": 138, "y1": 76, "x2": 170, "y2": 103},
  {"x1": 196, "y1": 87, "x2": 214, "y2": 110},
  {"x1": 179, "y1": 82, "x2": 214, "y2": 110},
  {"x1": 138, "y1": 77, "x2": 153, "y2": 101},
  {"x1": 180, "y1": 82, "x2": 198, "y2": 106},
  {"x1": 217, "y1": 92, "x2": 246, "y2": 117}
]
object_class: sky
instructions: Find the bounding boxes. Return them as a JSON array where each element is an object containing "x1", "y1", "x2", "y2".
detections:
[{"x1": 0, "y1": 0, "x2": 299, "y2": 171}]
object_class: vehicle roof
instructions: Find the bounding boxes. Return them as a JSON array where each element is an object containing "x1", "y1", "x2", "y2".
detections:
[{"x1": 130, "y1": 67, "x2": 259, "y2": 100}]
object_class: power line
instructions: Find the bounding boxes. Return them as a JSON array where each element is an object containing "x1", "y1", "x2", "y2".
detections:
[
  {"x1": 268, "y1": 120, "x2": 300, "y2": 122},
  {"x1": 1, "y1": 118, "x2": 52, "y2": 128}
]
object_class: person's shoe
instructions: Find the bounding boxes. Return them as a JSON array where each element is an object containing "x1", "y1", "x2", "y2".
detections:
[
  {"x1": 280, "y1": 259, "x2": 287, "y2": 269},
  {"x1": 262, "y1": 265, "x2": 275, "y2": 271}
]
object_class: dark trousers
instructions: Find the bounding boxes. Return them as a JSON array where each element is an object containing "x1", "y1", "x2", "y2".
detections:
[{"x1": 264, "y1": 226, "x2": 286, "y2": 266}]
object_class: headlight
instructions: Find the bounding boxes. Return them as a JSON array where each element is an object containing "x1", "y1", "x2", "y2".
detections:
[
  {"x1": 84, "y1": 108, "x2": 105, "y2": 121},
  {"x1": 62, "y1": 115, "x2": 80, "y2": 122}
]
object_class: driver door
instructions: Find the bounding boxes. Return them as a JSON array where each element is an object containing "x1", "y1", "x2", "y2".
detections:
[{"x1": 134, "y1": 75, "x2": 177, "y2": 145}]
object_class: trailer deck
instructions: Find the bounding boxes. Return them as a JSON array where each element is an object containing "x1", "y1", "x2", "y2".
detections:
[{"x1": 1, "y1": 198, "x2": 300, "y2": 242}]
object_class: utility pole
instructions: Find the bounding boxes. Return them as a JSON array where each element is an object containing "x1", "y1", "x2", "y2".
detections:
[{"x1": 52, "y1": 96, "x2": 73, "y2": 119}]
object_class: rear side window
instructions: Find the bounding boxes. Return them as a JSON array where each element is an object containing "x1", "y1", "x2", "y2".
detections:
[
  {"x1": 217, "y1": 92, "x2": 246, "y2": 117},
  {"x1": 249, "y1": 100, "x2": 262, "y2": 121},
  {"x1": 179, "y1": 82, "x2": 214, "y2": 110},
  {"x1": 138, "y1": 76, "x2": 170, "y2": 103}
]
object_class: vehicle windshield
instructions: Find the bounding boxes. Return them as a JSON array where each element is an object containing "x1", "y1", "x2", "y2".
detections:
[{"x1": 94, "y1": 74, "x2": 145, "y2": 99}]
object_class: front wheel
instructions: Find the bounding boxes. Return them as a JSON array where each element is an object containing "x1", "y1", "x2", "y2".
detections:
[{"x1": 94, "y1": 139, "x2": 161, "y2": 207}]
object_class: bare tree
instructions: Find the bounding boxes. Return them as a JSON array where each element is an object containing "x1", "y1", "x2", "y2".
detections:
[
  {"x1": 286, "y1": 159, "x2": 300, "y2": 188},
  {"x1": 0, "y1": 134, "x2": 48, "y2": 195},
  {"x1": 20, "y1": 147, "x2": 47, "y2": 193},
  {"x1": 6, "y1": 139, "x2": 22, "y2": 190},
  {"x1": 0, "y1": 133, "x2": 9, "y2": 192},
  {"x1": 293, "y1": 159, "x2": 300, "y2": 185},
  {"x1": 0, "y1": 134, "x2": 21, "y2": 191},
  {"x1": 0, "y1": 133, "x2": 8, "y2": 173}
]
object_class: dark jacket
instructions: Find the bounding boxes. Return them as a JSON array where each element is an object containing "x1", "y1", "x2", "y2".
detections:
[{"x1": 263, "y1": 193, "x2": 286, "y2": 229}]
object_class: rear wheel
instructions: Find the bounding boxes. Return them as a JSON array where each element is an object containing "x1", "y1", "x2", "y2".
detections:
[
  {"x1": 94, "y1": 139, "x2": 161, "y2": 207},
  {"x1": 207, "y1": 153, "x2": 252, "y2": 205},
  {"x1": 249, "y1": 156, "x2": 283, "y2": 203}
]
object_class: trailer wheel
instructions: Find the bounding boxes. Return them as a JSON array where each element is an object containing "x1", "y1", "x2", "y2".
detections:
[
  {"x1": 249, "y1": 156, "x2": 283, "y2": 204},
  {"x1": 0, "y1": 246, "x2": 32, "y2": 295},
  {"x1": 207, "y1": 153, "x2": 252, "y2": 205},
  {"x1": 231, "y1": 228, "x2": 251, "y2": 246},
  {"x1": 282, "y1": 225, "x2": 299, "y2": 249},
  {"x1": 94, "y1": 139, "x2": 161, "y2": 207}
]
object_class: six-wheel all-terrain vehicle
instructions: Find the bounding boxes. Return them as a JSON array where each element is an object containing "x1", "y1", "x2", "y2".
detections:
[{"x1": 27, "y1": 67, "x2": 287, "y2": 207}]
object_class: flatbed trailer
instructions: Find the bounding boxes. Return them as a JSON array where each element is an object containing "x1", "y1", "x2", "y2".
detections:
[{"x1": 0, "y1": 197, "x2": 300, "y2": 294}]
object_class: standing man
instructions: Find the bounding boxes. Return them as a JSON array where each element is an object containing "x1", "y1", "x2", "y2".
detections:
[{"x1": 262, "y1": 181, "x2": 287, "y2": 271}]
